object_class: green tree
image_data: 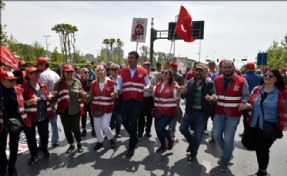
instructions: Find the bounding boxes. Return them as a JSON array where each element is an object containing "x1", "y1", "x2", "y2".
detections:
[
  {"x1": 51, "y1": 23, "x2": 78, "y2": 64},
  {"x1": 51, "y1": 47, "x2": 63, "y2": 63},
  {"x1": 140, "y1": 45, "x2": 149, "y2": 63},
  {"x1": 0, "y1": 1, "x2": 8, "y2": 46}
]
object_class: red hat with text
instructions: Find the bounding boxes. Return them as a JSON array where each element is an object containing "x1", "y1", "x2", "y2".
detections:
[
  {"x1": 0, "y1": 70, "x2": 17, "y2": 80},
  {"x1": 63, "y1": 64, "x2": 74, "y2": 72}
]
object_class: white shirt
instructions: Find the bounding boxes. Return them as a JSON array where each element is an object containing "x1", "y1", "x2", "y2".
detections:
[{"x1": 39, "y1": 68, "x2": 60, "y2": 92}]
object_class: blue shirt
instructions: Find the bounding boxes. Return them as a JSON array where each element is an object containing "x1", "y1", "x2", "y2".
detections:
[
  {"x1": 250, "y1": 86, "x2": 287, "y2": 129},
  {"x1": 243, "y1": 72, "x2": 262, "y2": 93}
]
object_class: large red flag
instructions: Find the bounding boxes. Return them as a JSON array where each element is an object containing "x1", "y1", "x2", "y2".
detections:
[
  {"x1": 175, "y1": 6, "x2": 195, "y2": 42},
  {"x1": 0, "y1": 46, "x2": 19, "y2": 70}
]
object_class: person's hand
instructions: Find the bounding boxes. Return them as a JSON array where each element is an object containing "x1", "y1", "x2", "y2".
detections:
[
  {"x1": 111, "y1": 90, "x2": 118, "y2": 99},
  {"x1": 47, "y1": 93, "x2": 54, "y2": 100},
  {"x1": 209, "y1": 94, "x2": 218, "y2": 102},
  {"x1": 26, "y1": 96, "x2": 39, "y2": 106},
  {"x1": 148, "y1": 85, "x2": 154, "y2": 94},
  {"x1": 205, "y1": 94, "x2": 211, "y2": 101}
]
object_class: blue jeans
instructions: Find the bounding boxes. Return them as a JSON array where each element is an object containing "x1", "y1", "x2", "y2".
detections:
[
  {"x1": 155, "y1": 115, "x2": 173, "y2": 147},
  {"x1": 180, "y1": 111, "x2": 208, "y2": 155},
  {"x1": 213, "y1": 114, "x2": 240, "y2": 164},
  {"x1": 50, "y1": 115, "x2": 59, "y2": 145},
  {"x1": 121, "y1": 99, "x2": 142, "y2": 149}
]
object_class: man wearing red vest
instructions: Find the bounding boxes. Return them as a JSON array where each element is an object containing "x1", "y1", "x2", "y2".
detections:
[
  {"x1": 115, "y1": 51, "x2": 150, "y2": 158},
  {"x1": 208, "y1": 60, "x2": 250, "y2": 172}
]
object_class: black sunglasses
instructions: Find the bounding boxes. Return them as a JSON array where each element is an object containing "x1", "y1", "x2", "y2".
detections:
[
  {"x1": 264, "y1": 74, "x2": 275, "y2": 78},
  {"x1": 111, "y1": 68, "x2": 118, "y2": 71}
]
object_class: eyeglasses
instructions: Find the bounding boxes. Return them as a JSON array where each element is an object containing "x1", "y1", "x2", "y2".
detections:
[
  {"x1": 110, "y1": 68, "x2": 118, "y2": 71},
  {"x1": 161, "y1": 71, "x2": 169, "y2": 75},
  {"x1": 81, "y1": 72, "x2": 88, "y2": 74},
  {"x1": 264, "y1": 74, "x2": 275, "y2": 78}
]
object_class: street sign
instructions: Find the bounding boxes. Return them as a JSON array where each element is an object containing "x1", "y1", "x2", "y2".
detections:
[
  {"x1": 257, "y1": 53, "x2": 267, "y2": 65},
  {"x1": 168, "y1": 21, "x2": 204, "y2": 40}
]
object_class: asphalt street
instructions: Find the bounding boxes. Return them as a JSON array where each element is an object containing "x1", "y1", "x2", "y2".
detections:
[{"x1": 12, "y1": 103, "x2": 287, "y2": 176}]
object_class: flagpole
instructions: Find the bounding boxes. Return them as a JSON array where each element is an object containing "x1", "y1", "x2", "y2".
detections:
[
  {"x1": 136, "y1": 41, "x2": 139, "y2": 52},
  {"x1": 169, "y1": 12, "x2": 180, "y2": 56}
]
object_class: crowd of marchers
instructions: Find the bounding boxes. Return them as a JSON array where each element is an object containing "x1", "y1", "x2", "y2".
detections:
[{"x1": 1, "y1": 50, "x2": 287, "y2": 176}]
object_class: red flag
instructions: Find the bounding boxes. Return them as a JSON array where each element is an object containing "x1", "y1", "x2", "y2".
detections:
[
  {"x1": 175, "y1": 6, "x2": 195, "y2": 42},
  {"x1": 0, "y1": 46, "x2": 19, "y2": 70}
]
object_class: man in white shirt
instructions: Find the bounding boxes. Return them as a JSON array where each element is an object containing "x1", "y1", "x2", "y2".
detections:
[{"x1": 35, "y1": 57, "x2": 60, "y2": 147}]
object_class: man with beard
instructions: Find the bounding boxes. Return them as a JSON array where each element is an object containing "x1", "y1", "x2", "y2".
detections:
[
  {"x1": 208, "y1": 60, "x2": 249, "y2": 172},
  {"x1": 179, "y1": 64, "x2": 214, "y2": 162}
]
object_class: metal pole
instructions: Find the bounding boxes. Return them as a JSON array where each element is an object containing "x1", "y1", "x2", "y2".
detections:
[
  {"x1": 198, "y1": 40, "x2": 201, "y2": 62},
  {"x1": 43, "y1": 35, "x2": 51, "y2": 57}
]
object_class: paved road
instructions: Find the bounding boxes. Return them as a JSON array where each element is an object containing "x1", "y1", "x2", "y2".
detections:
[{"x1": 13, "y1": 105, "x2": 287, "y2": 176}]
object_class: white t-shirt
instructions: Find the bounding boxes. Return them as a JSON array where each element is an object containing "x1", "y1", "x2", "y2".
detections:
[{"x1": 39, "y1": 68, "x2": 60, "y2": 92}]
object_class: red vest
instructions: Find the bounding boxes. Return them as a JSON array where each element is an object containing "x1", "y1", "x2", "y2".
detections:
[
  {"x1": 90, "y1": 80, "x2": 115, "y2": 113},
  {"x1": 214, "y1": 74, "x2": 245, "y2": 117},
  {"x1": 154, "y1": 82, "x2": 177, "y2": 116},
  {"x1": 22, "y1": 83, "x2": 54, "y2": 123},
  {"x1": 120, "y1": 66, "x2": 147, "y2": 101},
  {"x1": 57, "y1": 81, "x2": 85, "y2": 116}
]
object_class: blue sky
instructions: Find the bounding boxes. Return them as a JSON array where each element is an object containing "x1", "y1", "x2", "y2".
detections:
[{"x1": 2, "y1": 1, "x2": 287, "y2": 68}]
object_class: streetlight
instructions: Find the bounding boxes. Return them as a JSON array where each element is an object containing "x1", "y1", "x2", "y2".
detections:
[
  {"x1": 213, "y1": 51, "x2": 216, "y2": 61},
  {"x1": 43, "y1": 35, "x2": 51, "y2": 57}
]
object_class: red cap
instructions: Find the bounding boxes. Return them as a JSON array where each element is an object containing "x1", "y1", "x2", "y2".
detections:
[
  {"x1": 280, "y1": 68, "x2": 286, "y2": 72},
  {"x1": 0, "y1": 70, "x2": 17, "y2": 80},
  {"x1": 142, "y1": 62, "x2": 151, "y2": 66},
  {"x1": 246, "y1": 62, "x2": 255, "y2": 70},
  {"x1": 19, "y1": 60, "x2": 27, "y2": 66},
  {"x1": 34, "y1": 57, "x2": 48, "y2": 66},
  {"x1": 63, "y1": 64, "x2": 74, "y2": 72},
  {"x1": 26, "y1": 67, "x2": 39, "y2": 74},
  {"x1": 169, "y1": 61, "x2": 177, "y2": 69}
]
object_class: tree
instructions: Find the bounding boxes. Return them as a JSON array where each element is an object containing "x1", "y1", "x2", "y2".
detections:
[
  {"x1": 51, "y1": 23, "x2": 78, "y2": 64},
  {"x1": 140, "y1": 45, "x2": 149, "y2": 63},
  {"x1": 51, "y1": 47, "x2": 63, "y2": 63},
  {"x1": 0, "y1": 1, "x2": 8, "y2": 46}
]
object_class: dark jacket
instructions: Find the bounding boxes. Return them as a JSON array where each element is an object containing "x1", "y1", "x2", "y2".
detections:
[{"x1": 184, "y1": 78, "x2": 214, "y2": 117}]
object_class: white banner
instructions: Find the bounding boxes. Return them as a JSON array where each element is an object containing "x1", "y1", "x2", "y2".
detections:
[
  {"x1": 131, "y1": 18, "x2": 148, "y2": 43},
  {"x1": 176, "y1": 58, "x2": 188, "y2": 74}
]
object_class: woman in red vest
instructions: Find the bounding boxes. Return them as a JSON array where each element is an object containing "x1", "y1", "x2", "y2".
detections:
[
  {"x1": 22, "y1": 67, "x2": 54, "y2": 165},
  {"x1": 0, "y1": 69, "x2": 28, "y2": 176},
  {"x1": 54, "y1": 64, "x2": 85, "y2": 154},
  {"x1": 90, "y1": 65, "x2": 116, "y2": 151},
  {"x1": 151, "y1": 69, "x2": 181, "y2": 153}
]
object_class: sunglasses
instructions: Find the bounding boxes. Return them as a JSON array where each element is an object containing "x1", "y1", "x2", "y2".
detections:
[
  {"x1": 161, "y1": 71, "x2": 169, "y2": 75},
  {"x1": 65, "y1": 71, "x2": 74, "y2": 73},
  {"x1": 111, "y1": 68, "x2": 118, "y2": 71},
  {"x1": 264, "y1": 74, "x2": 275, "y2": 78},
  {"x1": 81, "y1": 72, "x2": 88, "y2": 74},
  {"x1": 9, "y1": 79, "x2": 17, "y2": 82},
  {"x1": 97, "y1": 70, "x2": 104, "y2": 73}
]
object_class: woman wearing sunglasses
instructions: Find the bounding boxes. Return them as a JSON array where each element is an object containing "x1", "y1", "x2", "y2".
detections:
[
  {"x1": 244, "y1": 68, "x2": 287, "y2": 176},
  {"x1": 79, "y1": 68, "x2": 95, "y2": 137},
  {"x1": 22, "y1": 67, "x2": 55, "y2": 165},
  {"x1": 150, "y1": 69, "x2": 182, "y2": 153}
]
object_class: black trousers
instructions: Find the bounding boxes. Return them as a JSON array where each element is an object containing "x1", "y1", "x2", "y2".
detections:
[
  {"x1": 0, "y1": 129, "x2": 20, "y2": 173},
  {"x1": 254, "y1": 126, "x2": 276, "y2": 170},
  {"x1": 60, "y1": 113, "x2": 81, "y2": 144},
  {"x1": 24, "y1": 118, "x2": 49, "y2": 157},
  {"x1": 121, "y1": 99, "x2": 142, "y2": 149},
  {"x1": 81, "y1": 104, "x2": 94, "y2": 130},
  {"x1": 138, "y1": 96, "x2": 154, "y2": 135}
]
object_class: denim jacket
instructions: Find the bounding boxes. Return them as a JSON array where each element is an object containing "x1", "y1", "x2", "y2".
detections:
[{"x1": 250, "y1": 86, "x2": 287, "y2": 129}]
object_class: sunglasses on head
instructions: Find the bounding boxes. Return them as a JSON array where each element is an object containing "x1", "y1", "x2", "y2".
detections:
[
  {"x1": 161, "y1": 71, "x2": 169, "y2": 75},
  {"x1": 264, "y1": 74, "x2": 275, "y2": 78}
]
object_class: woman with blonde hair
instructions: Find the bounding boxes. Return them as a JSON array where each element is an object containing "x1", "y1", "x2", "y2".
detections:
[{"x1": 89, "y1": 65, "x2": 116, "y2": 151}]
